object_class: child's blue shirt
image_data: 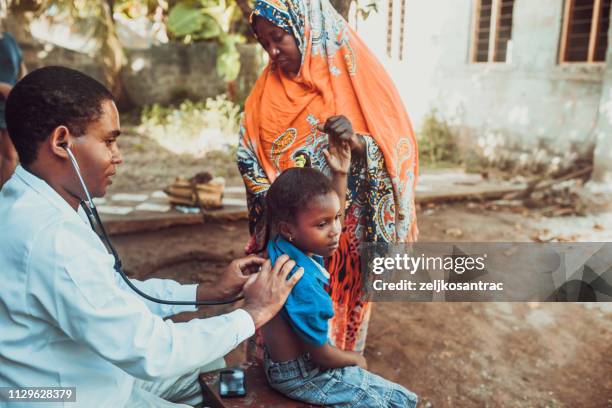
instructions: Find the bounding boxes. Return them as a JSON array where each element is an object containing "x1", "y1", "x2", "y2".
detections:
[{"x1": 266, "y1": 235, "x2": 334, "y2": 347}]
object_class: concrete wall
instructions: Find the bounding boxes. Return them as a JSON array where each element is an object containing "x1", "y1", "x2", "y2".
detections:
[
  {"x1": 6, "y1": 3, "x2": 611, "y2": 179},
  {"x1": 120, "y1": 42, "x2": 265, "y2": 106},
  {"x1": 592, "y1": 15, "x2": 612, "y2": 186},
  {"x1": 18, "y1": 41, "x2": 109, "y2": 89},
  {"x1": 7, "y1": 17, "x2": 265, "y2": 107},
  {"x1": 357, "y1": 0, "x2": 609, "y2": 175}
]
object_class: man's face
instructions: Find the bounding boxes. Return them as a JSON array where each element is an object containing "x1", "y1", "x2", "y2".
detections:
[
  {"x1": 253, "y1": 16, "x2": 302, "y2": 77},
  {"x1": 68, "y1": 100, "x2": 122, "y2": 199}
]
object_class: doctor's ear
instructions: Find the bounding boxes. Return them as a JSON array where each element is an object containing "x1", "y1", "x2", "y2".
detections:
[{"x1": 50, "y1": 126, "x2": 72, "y2": 158}]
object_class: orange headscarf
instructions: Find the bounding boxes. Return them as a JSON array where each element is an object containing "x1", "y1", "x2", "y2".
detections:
[{"x1": 244, "y1": 0, "x2": 418, "y2": 241}]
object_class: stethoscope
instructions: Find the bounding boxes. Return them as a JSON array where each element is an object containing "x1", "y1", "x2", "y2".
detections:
[{"x1": 62, "y1": 144, "x2": 243, "y2": 306}]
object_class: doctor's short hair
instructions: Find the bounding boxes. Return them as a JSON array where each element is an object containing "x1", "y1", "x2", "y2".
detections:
[
  {"x1": 5, "y1": 66, "x2": 114, "y2": 166},
  {"x1": 265, "y1": 167, "x2": 335, "y2": 230}
]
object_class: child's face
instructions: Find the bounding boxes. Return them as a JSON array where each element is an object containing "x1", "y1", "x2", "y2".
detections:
[{"x1": 285, "y1": 192, "x2": 342, "y2": 257}]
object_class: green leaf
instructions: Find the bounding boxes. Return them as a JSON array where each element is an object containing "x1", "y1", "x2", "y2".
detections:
[
  {"x1": 192, "y1": 14, "x2": 222, "y2": 40},
  {"x1": 216, "y1": 34, "x2": 244, "y2": 82},
  {"x1": 167, "y1": 2, "x2": 206, "y2": 37},
  {"x1": 203, "y1": 2, "x2": 236, "y2": 33}
]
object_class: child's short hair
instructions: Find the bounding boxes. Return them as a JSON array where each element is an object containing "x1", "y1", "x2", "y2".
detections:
[{"x1": 266, "y1": 167, "x2": 335, "y2": 230}]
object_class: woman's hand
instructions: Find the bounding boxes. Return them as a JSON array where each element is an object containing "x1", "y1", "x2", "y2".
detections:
[{"x1": 318, "y1": 115, "x2": 365, "y2": 156}]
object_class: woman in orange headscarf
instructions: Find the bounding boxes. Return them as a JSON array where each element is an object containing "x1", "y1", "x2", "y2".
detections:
[{"x1": 238, "y1": 0, "x2": 418, "y2": 352}]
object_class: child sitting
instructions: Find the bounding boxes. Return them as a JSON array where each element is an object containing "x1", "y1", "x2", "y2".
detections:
[{"x1": 262, "y1": 164, "x2": 418, "y2": 407}]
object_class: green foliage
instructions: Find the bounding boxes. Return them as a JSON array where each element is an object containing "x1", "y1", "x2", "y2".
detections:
[
  {"x1": 10, "y1": 0, "x2": 251, "y2": 84},
  {"x1": 9, "y1": 0, "x2": 124, "y2": 86},
  {"x1": 166, "y1": 0, "x2": 246, "y2": 82},
  {"x1": 417, "y1": 109, "x2": 459, "y2": 167},
  {"x1": 139, "y1": 94, "x2": 242, "y2": 157},
  {"x1": 216, "y1": 33, "x2": 245, "y2": 82},
  {"x1": 355, "y1": 0, "x2": 378, "y2": 20},
  {"x1": 167, "y1": 2, "x2": 221, "y2": 39}
]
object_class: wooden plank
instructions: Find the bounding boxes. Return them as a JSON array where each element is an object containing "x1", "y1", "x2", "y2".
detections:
[
  {"x1": 416, "y1": 185, "x2": 525, "y2": 204},
  {"x1": 494, "y1": 0, "x2": 515, "y2": 62},
  {"x1": 588, "y1": 0, "x2": 603, "y2": 61},
  {"x1": 471, "y1": 0, "x2": 483, "y2": 62},
  {"x1": 198, "y1": 362, "x2": 318, "y2": 408},
  {"x1": 489, "y1": 0, "x2": 500, "y2": 62},
  {"x1": 559, "y1": 0, "x2": 574, "y2": 63},
  {"x1": 104, "y1": 208, "x2": 248, "y2": 236}
]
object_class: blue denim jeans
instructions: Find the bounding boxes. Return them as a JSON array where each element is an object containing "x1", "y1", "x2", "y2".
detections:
[{"x1": 263, "y1": 350, "x2": 418, "y2": 407}]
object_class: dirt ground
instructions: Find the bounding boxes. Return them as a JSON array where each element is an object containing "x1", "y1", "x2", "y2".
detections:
[
  {"x1": 111, "y1": 204, "x2": 612, "y2": 408},
  {"x1": 108, "y1": 130, "x2": 611, "y2": 407},
  {"x1": 107, "y1": 127, "x2": 243, "y2": 194}
]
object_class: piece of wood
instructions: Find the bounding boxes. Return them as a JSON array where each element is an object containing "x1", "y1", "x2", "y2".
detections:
[
  {"x1": 503, "y1": 166, "x2": 593, "y2": 201},
  {"x1": 559, "y1": 0, "x2": 573, "y2": 63},
  {"x1": 417, "y1": 185, "x2": 525, "y2": 204},
  {"x1": 198, "y1": 361, "x2": 319, "y2": 408},
  {"x1": 588, "y1": 0, "x2": 603, "y2": 62},
  {"x1": 103, "y1": 208, "x2": 249, "y2": 236},
  {"x1": 489, "y1": 0, "x2": 500, "y2": 62}
]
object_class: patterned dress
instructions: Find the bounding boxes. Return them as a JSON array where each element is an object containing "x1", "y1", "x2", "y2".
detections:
[
  {"x1": 239, "y1": 131, "x2": 396, "y2": 351},
  {"x1": 239, "y1": 0, "x2": 418, "y2": 352}
]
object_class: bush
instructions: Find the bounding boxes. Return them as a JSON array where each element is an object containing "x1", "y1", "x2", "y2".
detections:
[
  {"x1": 417, "y1": 109, "x2": 459, "y2": 167},
  {"x1": 139, "y1": 95, "x2": 242, "y2": 157}
]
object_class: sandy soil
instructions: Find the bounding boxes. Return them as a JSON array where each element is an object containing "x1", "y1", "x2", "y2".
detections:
[
  {"x1": 107, "y1": 128, "x2": 243, "y2": 194},
  {"x1": 105, "y1": 129, "x2": 612, "y2": 407},
  {"x1": 111, "y1": 203, "x2": 612, "y2": 408}
]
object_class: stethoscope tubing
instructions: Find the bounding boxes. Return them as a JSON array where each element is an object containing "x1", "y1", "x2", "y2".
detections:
[{"x1": 65, "y1": 145, "x2": 243, "y2": 306}]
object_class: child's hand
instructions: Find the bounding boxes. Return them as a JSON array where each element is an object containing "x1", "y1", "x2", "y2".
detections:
[
  {"x1": 323, "y1": 137, "x2": 351, "y2": 175},
  {"x1": 319, "y1": 116, "x2": 352, "y2": 174},
  {"x1": 352, "y1": 352, "x2": 368, "y2": 370}
]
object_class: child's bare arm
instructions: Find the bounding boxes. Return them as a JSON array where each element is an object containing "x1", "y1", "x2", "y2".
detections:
[
  {"x1": 320, "y1": 116, "x2": 352, "y2": 225},
  {"x1": 326, "y1": 144, "x2": 350, "y2": 224},
  {"x1": 303, "y1": 342, "x2": 367, "y2": 370}
]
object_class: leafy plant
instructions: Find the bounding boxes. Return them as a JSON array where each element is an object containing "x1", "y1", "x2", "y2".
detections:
[
  {"x1": 8, "y1": 0, "x2": 124, "y2": 88},
  {"x1": 355, "y1": 0, "x2": 378, "y2": 20},
  {"x1": 417, "y1": 109, "x2": 459, "y2": 167},
  {"x1": 139, "y1": 94, "x2": 242, "y2": 157},
  {"x1": 167, "y1": 2, "x2": 220, "y2": 39},
  {"x1": 10, "y1": 0, "x2": 252, "y2": 85},
  {"x1": 166, "y1": 0, "x2": 246, "y2": 82}
]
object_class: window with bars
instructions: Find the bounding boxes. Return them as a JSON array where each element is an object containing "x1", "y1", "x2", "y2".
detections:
[
  {"x1": 472, "y1": 0, "x2": 516, "y2": 63},
  {"x1": 560, "y1": 0, "x2": 611, "y2": 63}
]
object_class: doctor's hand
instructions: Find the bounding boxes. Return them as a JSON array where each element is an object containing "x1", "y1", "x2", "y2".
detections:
[
  {"x1": 196, "y1": 255, "x2": 266, "y2": 303},
  {"x1": 242, "y1": 255, "x2": 304, "y2": 329}
]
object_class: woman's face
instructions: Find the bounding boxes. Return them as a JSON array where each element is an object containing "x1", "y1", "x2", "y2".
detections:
[{"x1": 253, "y1": 16, "x2": 302, "y2": 77}]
